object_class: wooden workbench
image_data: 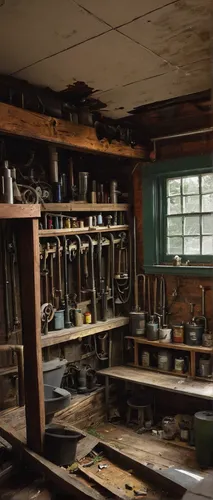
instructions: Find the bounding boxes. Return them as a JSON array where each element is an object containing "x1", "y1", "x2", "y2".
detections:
[{"x1": 97, "y1": 366, "x2": 213, "y2": 410}]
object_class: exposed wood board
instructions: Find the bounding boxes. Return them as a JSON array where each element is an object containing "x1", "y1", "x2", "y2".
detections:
[
  {"x1": 39, "y1": 225, "x2": 129, "y2": 237},
  {"x1": 0, "y1": 103, "x2": 147, "y2": 158},
  {"x1": 15, "y1": 30, "x2": 169, "y2": 91},
  {"x1": 78, "y1": 465, "x2": 130, "y2": 500},
  {"x1": 41, "y1": 203, "x2": 129, "y2": 212},
  {"x1": 75, "y1": 0, "x2": 179, "y2": 28},
  {"x1": 119, "y1": 0, "x2": 211, "y2": 66},
  {"x1": 0, "y1": 204, "x2": 40, "y2": 219},
  {"x1": 95, "y1": 59, "x2": 211, "y2": 118},
  {"x1": 41, "y1": 317, "x2": 129, "y2": 348},
  {"x1": 76, "y1": 435, "x2": 99, "y2": 461},
  {"x1": 0, "y1": 0, "x2": 109, "y2": 74},
  {"x1": 97, "y1": 365, "x2": 213, "y2": 399}
]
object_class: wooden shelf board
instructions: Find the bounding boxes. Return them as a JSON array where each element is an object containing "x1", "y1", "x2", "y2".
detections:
[
  {"x1": 125, "y1": 336, "x2": 213, "y2": 353},
  {"x1": 41, "y1": 203, "x2": 129, "y2": 212},
  {"x1": 0, "y1": 102, "x2": 148, "y2": 160},
  {"x1": 97, "y1": 365, "x2": 213, "y2": 400},
  {"x1": 127, "y1": 362, "x2": 189, "y2": 378},
  {"x1": 0, "y1": 204, "x2": 40, "y2": 219},
  {"x1": 39, "y1": 224, "x2": 129, "y2": 237},
  {"x1": 41, "y1": 316, "x2": 129, "y2": 348}
]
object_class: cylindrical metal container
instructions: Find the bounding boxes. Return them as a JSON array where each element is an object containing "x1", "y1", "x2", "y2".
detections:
[
  {"x1": 129, "y1": 311, "x2": 146, "y2": 336},
  {"x1": 159, "y1": 327, "x2": 172, "y2": 343},
  {"x1": 141, "y1": 350, "x2": 150, "y2": 368},
  {"x1": 54, "y1": 310, "x2": 65, "y2": 330},
  {"x1": 185, "y1": 322, "x2": 203, "y2": 346},
  {"x1": 92, "y1": 216, "x2": 97, "y2": 227},
  {"x1": 110, "y1": 180, "x2": 118, "y2": 204},
  {"x1": 86, "y1": 216, "x2": 93, "y2": 227},
  {"x1": 79, "y1": 220, "x2": 84, "y2": 228},
  {"x1": 195, "y1": 411, "x2": 213, "y2": 467},
  {"x1": 199, "y1": 357, "x2": 211, "y2": 377},
  {"x1": 70, "y1": 217, "x2": 78, "y2": 228},
  {"x1": 75, "y1": 308, "x2": 83, "y2": 327},
  {"x1": 174, "y1": 357, "x2": 184, "y2": 373},
  {"x1": 202, "y1": 332, "x2": 213, "y2": 347},
  {"x1": 49, "y1": 147, "x2": 59, "y2": 183},
  {"x1": 158, "y1": 350, "x2": 172, "y2": 371},
  {"x1": 97, "y1": 213, "x2": 103, "y2": 225},
  {"x1": 78, "y1": 172, "x2": 89, "y2": 202},
  {"x1": 146, "y1": 316, "x2": 158, "y2": 341},
  {"x1": 84, "y1": 311, "x2": 92, "y2": 324},
  {"x1": 172, "y1": 324, "x2": 184, "y2": 343},
  {"x1": 53, "y1": 182, "x2": 61, "y2": 203}
]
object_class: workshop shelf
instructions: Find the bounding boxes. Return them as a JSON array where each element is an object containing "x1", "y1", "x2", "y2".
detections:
[
  {"x1": 41, "y1": 203, "x2": 129, "y2": 212},
  {"x1": 39, "y1": 224, "x2": 129, "y2": 237},
  {"x1": 41, "y1": 316, "x2": 129, "y2": 348},
  {"x1": 125, "y1": 336, "x2": 213, "y2": 353}
]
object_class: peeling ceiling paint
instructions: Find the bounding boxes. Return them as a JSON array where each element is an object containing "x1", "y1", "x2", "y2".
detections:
[{"x1": 0, "y1": 0, "x2": 210, "y2": 118}]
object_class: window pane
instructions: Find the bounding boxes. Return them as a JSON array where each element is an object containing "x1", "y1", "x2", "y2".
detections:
[
  {"x1": 184, "y1": 216, "x2": 200, "y2": 235},
  {"x1": 167, "y1": 178, "x2": 181, "y2": 196},
  {"x1": 183, "y1": 195, "x2": 200, "y2": 213},
  {"x1": 167, "y1": 196, "x2": 181, "y2": 215},
  {"x1": 167, "y1": 237, "x2": 182, "y2": 254},
  {"x1": 183, "y1": 176, "x2": 199, "y2": 195},
  {"x1": 167, "y1": 216, "x2": 182, "y2": 236},
  {"x1": 201, "y1": 174, "x2": 213, "y2": 194},
  {"x1": 202, "y1": 214, "x2": 213, "y2": 235},
  {"x1": 184, "y1": 237, "x2": 200, "y2": 255},
  {"x1": 202, "y1": 236, "x2": 213, "y2": 255},
  {"x1": 202, "y1": 194, "x2": 213, "y2": 212}
]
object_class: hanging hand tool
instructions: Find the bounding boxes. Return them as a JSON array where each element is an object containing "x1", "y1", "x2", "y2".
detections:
[
  {"x1": 52, "y1": 237, "x2": 63, "y2": 308},
  {"x1": 109, "y1": 233, "x2": 115, "y2": 317},
  {"x1": 98, "y1": 234, "x2": 107, "y2": 321},
  {"x1": 41, "y1": 243, "x2": 49, "y2": 303},
  {"x1": 49, "y1": 249, "x2": 56, "y2": 307},
  {"x1": 41, "y1": 303, "x2": 54, "y2": 335},
  {"x1": 84, "y1": 235, "x2": 97, "y2": 323},
  {"x1": 69, "y1": 235, "x2": 82, "y2": 303},
  {"x1": 63, "y1": 236, "x2": 71, "y2": 328},
  {"x1": 8, "y1": 233, "x2": 20, "y2": 330}
]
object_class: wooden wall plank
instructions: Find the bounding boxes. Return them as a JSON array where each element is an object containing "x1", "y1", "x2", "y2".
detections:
[
  {"x1": 0, "y1": 102, "x2": 148, "y2": 159},
  {"x1": 17, "y1": 219, "x2": 45, "y2": 453}
]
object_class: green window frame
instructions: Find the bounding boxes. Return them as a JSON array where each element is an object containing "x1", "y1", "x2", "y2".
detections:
[{"x1": 142, "y1": 154, "x2": 213, "y2": 276}]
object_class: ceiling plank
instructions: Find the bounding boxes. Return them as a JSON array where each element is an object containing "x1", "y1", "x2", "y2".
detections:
[{"x1": 0, "y1": 103, "x2": 148, "y2": 159}]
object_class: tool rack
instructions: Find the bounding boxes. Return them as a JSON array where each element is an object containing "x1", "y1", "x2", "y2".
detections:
[{"x1": 125, "y1": 335, "x2": 213, "y2": 381}]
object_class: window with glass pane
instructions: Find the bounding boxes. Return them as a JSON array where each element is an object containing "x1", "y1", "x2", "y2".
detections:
[{"x1": 166, "y1": 173, "x2": 213, "y2": 256}]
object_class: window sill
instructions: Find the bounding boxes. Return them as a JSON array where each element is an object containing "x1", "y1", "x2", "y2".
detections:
[{"x1": 144, "y1": 265, "x2": 213, "y2": 277}]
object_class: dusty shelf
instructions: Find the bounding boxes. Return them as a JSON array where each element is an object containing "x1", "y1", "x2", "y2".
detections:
[
  {"x1": 41, "y1": 203, "x2": 129, "y2": 212},
  {"x1": 125, "y1": 336, "x2": 213, "y2": 353},
  {"x1": 98, "y1": 365, "x2": 213, "y2": 400},
  {"x1": 127, "y1": 362, "x2": 189, "y2": 378},
  {"x1": 0, "y1": 204, "x2": 40, "y2": 219},
  {"x1": 39, "y1": 224, "x2": 129, "y2": 237},
  {"x1": 41, "y1": 316, "x2": 129, "y2": 348}
]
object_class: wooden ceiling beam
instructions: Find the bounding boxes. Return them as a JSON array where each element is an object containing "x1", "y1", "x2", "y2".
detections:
[{"x1": 0, "y1": 102, "x2": 148, "y2": 160}]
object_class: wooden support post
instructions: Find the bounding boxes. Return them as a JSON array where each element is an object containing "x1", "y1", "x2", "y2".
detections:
[
  {"x1": 17, "y1": 218, "x2": 45, "y2": 453},
  {"x1": 105, "y1": 375, "x2": 109, "y2": 420},
  {"x1": 134, "y1": 339, "x2": 139, "y2": 366}
]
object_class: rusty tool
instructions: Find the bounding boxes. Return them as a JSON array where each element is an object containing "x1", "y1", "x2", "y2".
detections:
[
  {"x1": 84, "y1": 235, "x2": 97, "y2": 324},
  {"x1": 52, "y1": 236, "x2": 63, "y2": 308},
  {"x1": 63, "y1": 236, "x2": 71, "y2": 328}
]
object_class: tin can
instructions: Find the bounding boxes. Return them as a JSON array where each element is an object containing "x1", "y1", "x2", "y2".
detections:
[
  {"x1": 86, "y1": 216, "x2": 93, "y2": 227},
  {"x1": 75, "y1": 309, "x2": 83, "y2": 327},
  {"x1": 141, "y1": 350, "x2": 150, "y2": 368},
  {"x1": 202, "y1": 332, "x2": 213, "y2": 347},
  {"x1": 158, "y1": 350, "x2": 172, "y2": 371},
  {"x1": 84, "y1": 311, "x2": 92, "y2": 324},
  {"x1": 172, "y1": 324, "x2": 184, "y2": 343},
  {"x1": 64, "y1": 217, "x2": 71, "y2": 228},
  {"x1": 174, "y1": 357, "x2": 184, "y2": 372},
  {"x1": 159, "y1": 327, "x2": 172, "y2": 343},
  {"x1": 79, "y1": 220, "x2": 84, "y2": 228},
  {"x1": 71, "y1": 217, "x2": 78, "y2": 228}
]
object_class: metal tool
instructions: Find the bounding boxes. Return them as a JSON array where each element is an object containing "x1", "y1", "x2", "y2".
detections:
[
  {"x1": 52, "y1": 237, "x2": 63, "y2": 308},
  {"x1": 63, "y1": 236, "x2": 71, "y2": 328},
  {"x1": 97, "y1": 234, "x2": 107, "y2": 321},
  {"x1": 109, "y1": 233, "x2": 115, "y2": 317},
  {"x1": 41, "y1": 302, "x2": 54, "y2": 335},
  {"x1": 8, "y1": 234, "x2": 20, "y2": 330},
  {"x1": 84, "y1": 235, "x2": 97, "y2": 323},
  {"x1": 69, "y1": 235, "x2": 81, "y2": 303},
  {"x1": 1, "y1": 161, "x2": 14, "y2": 204}
]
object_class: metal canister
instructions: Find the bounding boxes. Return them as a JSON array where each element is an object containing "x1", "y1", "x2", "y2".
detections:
[
  {"x1": 129, "y1": 311, "x2": 146, "y2": 336},
  {"x1": 86, "y1": 216, "x2": 93, "y2": 227},
  {"x1": 202, "y1": 332, "x2": 213, "y2": 347},
  {"x1": 146, "y1": 316, "x2": 158, "y2": 341},
  {"x1": 92, "y1": 215, "x2": 97, "y2": 227},
  {"x1": 159, "y1": 327, "x2": 172, "y2": 343},
  {"x1": 174, "y1": 357, "x2": 184, "y2": 373},
  {"x1": 110, "y1": 180, "x2": 118, "y2": 204},
  {"x1": 185, "y1": 322, "x2": 204, "y2": 346},
  {"x1": 141, "y1": 350, "x2": 150, "y2": 368},
  {"x1": 78, "y1": 172, "x2": 89, "y2": 202},
  {"x1": 84, "y1": 311, "x2": 92, "y2": 324},
  {"x1": 54, "y1": 310, "x2": 65, "y2": 330},
  {"x1": 71, "y1": 217, "x2": 78, "y2": 228},
  {"x1": 158, "y1": 350, "x2": 172, "y2": 371},
  {"x1": 79, "y1": 220, "x2": 84, "y2": 228},
  {"x1": 75, "y1": 308, "x2": 83, "y2": 327},
  {"x1": 199, "y1": 357, "x2": 211, "y2": 377},
  {"x1": 172, "y1": 324, "x2": 184, "y2": 343}
]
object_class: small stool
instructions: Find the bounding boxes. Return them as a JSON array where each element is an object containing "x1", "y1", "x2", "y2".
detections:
[{"x1": 126, "y1": 398, "x2": 152, "y2": 429}]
